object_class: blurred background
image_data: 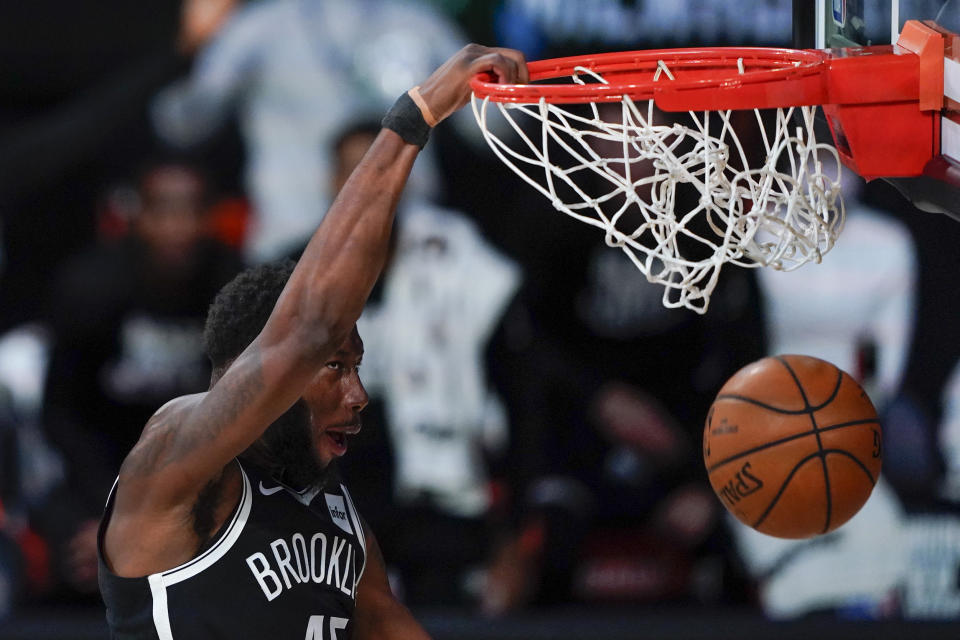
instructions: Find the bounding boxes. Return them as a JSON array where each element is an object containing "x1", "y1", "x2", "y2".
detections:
[{"x1": 0, "y1": 0, "x2": 958, "y2": 638}]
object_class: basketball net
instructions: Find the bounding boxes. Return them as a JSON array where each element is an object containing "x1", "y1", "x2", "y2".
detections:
[{"x1": 471, "y1": 62, "x2": 844, "y2": 314}]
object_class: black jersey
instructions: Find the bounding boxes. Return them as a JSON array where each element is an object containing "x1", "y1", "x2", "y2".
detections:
[{"x1": 98, "y1": 460, "x2": 367, "y2": 639}]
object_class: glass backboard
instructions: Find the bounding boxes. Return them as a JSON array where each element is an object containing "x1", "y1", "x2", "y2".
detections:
[
  {"x1": 795, "y1": 0, "x2": 960, "y2": 49},
  {"x1": 794, "y1": 0, "x2": 960, "y2": 219}
]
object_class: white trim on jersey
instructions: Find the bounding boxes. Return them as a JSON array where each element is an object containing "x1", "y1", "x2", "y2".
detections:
[
  {"x1": 104, "y1": 477, "x2": 119, "y2": 510},
  {"x1": 339, "y1": 484, "x2": 367, "y2": 582},
  {"x1": 148, "y1": 574, "x2": 174, "y2": 640},
  {"x1": 149, "y1": 462, "x2": 253, "y2": 635}
]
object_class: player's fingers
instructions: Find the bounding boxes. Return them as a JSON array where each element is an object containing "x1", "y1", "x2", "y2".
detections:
[
  {"x1": 470, "y1": 50, "x2": 527, "y2": 85},
  {"x1": 415, "y1": 44, "x2": 528, "y2": 122},
  {"x1": 491, "y1": 47, "x2": 529, "y2": 84}
]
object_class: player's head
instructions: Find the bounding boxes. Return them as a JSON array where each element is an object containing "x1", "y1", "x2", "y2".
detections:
[
  {"x1": 134, "y1": 157, "x2": 210, "y2": 268},
  {"x1": 203, "y1": 260, "x2": 368, "y2": 488}
]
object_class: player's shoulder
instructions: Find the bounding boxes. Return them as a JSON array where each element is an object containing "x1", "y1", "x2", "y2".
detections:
[
  {"x1": 138, "y1": 393, "x2": 207, "y2": 438},
  {"x1": 155, "y1": 392, "x2": 207, "y2": 417}
]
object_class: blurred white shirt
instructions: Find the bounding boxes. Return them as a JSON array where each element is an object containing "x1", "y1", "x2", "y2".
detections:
[
  {"x1": 759, "y1": 204, "x2": 917, "y2": 410},
  {"x1": 153, "y1": 0, "x2": 467, "y2": 262},
  {"x1": 357, "y1": 202, "x2": 520, "y2": 518},
  {"x1": 939, "y1": 360, "x2": 960, "y2": 503}
]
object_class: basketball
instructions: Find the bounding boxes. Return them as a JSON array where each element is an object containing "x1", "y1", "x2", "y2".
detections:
[{"x1": 703, "y1": 355, "x2": 882, "y2": 539}]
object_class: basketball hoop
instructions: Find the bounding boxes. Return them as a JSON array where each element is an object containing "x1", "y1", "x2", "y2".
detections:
[{"x1": 471, "y1": 22, "x2": 950, "y2": 313}]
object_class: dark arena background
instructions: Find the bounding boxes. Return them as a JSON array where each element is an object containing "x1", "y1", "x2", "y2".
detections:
[{"x1": 0, "y1": 1, "x2": 958, "y2": 638}]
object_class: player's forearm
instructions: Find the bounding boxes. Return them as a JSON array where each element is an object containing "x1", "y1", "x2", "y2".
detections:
[
  {"x1": 274, "y1": 129, "x2": 418, "y2": 359},
  {"x1": 262, "y1": 45, "x2": 529, "y2": 364}
]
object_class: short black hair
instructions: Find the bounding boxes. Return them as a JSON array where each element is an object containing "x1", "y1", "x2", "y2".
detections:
[{"x1": 203, "y1": 259, "x2": 297, "y2": 371}]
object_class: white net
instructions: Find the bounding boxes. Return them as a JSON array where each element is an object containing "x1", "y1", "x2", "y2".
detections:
[{"x1": 471, "y1": 62, "x2": 844, "y2": 314}]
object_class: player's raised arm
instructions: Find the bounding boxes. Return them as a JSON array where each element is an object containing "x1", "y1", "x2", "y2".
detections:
[{"x1": 109, "y1": 45, "x2": 528, "y2": 534}]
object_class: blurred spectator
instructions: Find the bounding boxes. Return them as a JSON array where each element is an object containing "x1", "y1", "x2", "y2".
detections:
[
  {"x1": 886, "y1": 359, "x2": 960, "y2": 619},
  {"x1": 887, "y1": 360, "x2": 960, "y2": 620},
  {"x1": 0, "y1": 0, "x2": 239, "y2": 333},
  {"x1": 0, "y1": 386, "x2": 27, "y2": 619},
  {"x1": 0, "y1": 3, "x2": 239, "y2": 610},
  {"x1": 0, "y1": 0, "x2": 237, "y2": 202},
  {"x1": 35, "y1": 157, "x2": 242, "y2": 598},
  {"x1": 0, "y1": 325, "x2": 62, "y2": 510},
  {"x1": 293, "y1": 121, "x2": 521, "y2": 607},
  {"x1": 0, "y1": 326, "x2": 63, "y2": 616},
  {"x1": 868, "y1": 175, "x2": 960, "y2": 509},
  {"x1": 729, "y1": 165, "x2": 920, "y2": 619},
  {"x1": 481, "y1": 148, "x2": 765, "y2": 612},
  {"x1": 940, "y1": 360, "x2": 960, "y2": 505},
  {"x1": 152, "y1": 0, "x2": 469, "y2": 263}
]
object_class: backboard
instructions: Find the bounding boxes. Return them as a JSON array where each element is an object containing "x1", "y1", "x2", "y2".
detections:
[
  {"x1": 795, "y1": 0, "x2": 960, "y2": 48},
  {"x1": 795, "y1": 1, "x2": 960, "y2": 218}
]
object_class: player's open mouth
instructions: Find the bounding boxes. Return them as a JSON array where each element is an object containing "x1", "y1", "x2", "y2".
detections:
[{"x1": 325, "y1": 430, "x2": 348, "y2": 455}]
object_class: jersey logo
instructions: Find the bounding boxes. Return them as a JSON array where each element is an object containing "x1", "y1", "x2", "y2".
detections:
[
  {"x1": 324, "y1": 494, "x2": 353, "y2": 534},
  {"x1": 259, "y1": 481, "x2": 284, "y2": 496}
]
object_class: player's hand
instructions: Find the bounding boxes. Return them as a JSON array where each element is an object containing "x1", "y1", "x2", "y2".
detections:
[{"x1": 417, "y1": 44, "x2": 528, "y2": 125}]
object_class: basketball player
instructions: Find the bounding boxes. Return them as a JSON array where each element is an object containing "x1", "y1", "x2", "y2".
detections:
[{"x1": 97, "y1": 45, "x2": 528, "y2": 639}]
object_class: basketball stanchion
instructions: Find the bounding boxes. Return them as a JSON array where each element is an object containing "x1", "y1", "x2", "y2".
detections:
[{"x1": 471, "y1": 20, "x2": 956, "y2": 314}]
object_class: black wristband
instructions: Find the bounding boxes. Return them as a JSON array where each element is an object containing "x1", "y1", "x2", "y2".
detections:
[{"x1": 382, "y1": 92, "x2": 431, "y2": 149}]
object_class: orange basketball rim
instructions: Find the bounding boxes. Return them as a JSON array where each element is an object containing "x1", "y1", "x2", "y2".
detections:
[
  {"x1": 470, "y1": 20, "x2": 958, "y2": 314},
  {"x1": 473, "y1": 19, "x2": 959, "y2": 183}
]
